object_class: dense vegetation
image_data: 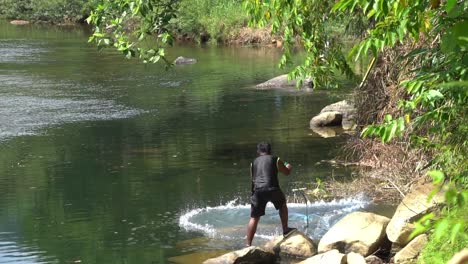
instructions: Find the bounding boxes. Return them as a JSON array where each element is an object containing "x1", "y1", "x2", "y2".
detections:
[{"x1": 0, "y1": 0, "x2": 97, "y2": 23}]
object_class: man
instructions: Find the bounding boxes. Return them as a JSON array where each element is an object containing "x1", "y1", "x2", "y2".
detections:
[{"x1": 246, "y1": 142, "x2": 295, "y2": 246}]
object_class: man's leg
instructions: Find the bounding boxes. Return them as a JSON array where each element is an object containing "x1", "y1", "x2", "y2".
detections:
[
  {"x1": 246, "y1": 216, "x2": 260, "y2": 246},
  {"x1": 279, "y1": 203, "x2": 289, "y2": 233}
]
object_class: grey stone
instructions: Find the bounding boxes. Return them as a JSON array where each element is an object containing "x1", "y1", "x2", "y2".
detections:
[
  {"x1": 299, "y1": 250, "x2": 345, "y2": 264},
  {"x1": 346, "y1": 252, "x2": 367, "y2": 264},
  {"x1": 386, "y1": 182, "x2": 444, "y2": 245},
  {"x1": 203, "y1": 246, "x2": 275, "y2": 264},
  {"x1": 394, "y1": 234, "x2": 427, "y2": 263},
  {"x1": 318, "y1": 212, "x2": 390, "y2": 256},
  {"x1": 174, "y1": 56, "x2": 197, "y2": 65},
  {"x1": 256, "y1": 74, "x2": 312, "y2": 89},
  {"x1": 263, "y1": 231, "x2": 316, "y2": 259}
]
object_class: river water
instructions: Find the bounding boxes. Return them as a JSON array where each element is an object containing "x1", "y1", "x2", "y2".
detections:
[{"x1": 0, "y1": 22, "x2": 377, "y2": 263}]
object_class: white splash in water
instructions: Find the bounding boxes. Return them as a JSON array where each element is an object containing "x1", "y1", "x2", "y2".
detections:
[{"x1": 179, "y1": 194, "x2": 371, "y2": 241}]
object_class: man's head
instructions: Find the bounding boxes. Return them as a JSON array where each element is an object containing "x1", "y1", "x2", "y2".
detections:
[{"x1": 257, "y1": 142, "x2": 271, "y2": 155}]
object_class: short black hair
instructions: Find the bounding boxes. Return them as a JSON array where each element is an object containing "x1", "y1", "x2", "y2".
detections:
[{"x1": 257, "y1": 142, "x2": 271, "y2": 154}]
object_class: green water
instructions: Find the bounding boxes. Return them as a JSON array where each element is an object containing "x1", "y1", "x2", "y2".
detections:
[{"x1": 0, "y1": 21, "x2": 357, "y2": 263}]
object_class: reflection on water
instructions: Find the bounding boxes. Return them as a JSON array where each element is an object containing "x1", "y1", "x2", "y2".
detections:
[{"x1": 0, "y1": 21, "x2": 359, "y2": 264}]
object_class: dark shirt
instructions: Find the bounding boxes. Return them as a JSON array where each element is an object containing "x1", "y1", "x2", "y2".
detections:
[{"x1": 251, "y1": 155, "x2": 280, "y2": 191}]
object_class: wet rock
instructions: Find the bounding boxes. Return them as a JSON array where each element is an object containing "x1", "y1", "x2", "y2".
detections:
[
  {"x1": 318, "y1": 212, "x2": 390, "y2": 256},
  {"x1": 264, "y1": 231, "x2": 316, "y2": 259},
  {"x1": 365, "y1": 255, "x2": 384, "y2": 264},
  {"x1": 174, "y1": 56, "x2": 197, "y2": 65},
  {"x1": 203, "y1": 246, "x2": 275, "y2": 264},
  {"x1": 310, "y1": 100, "x2": 356, "y2": 130},
  {"x1": 299, "y1": 249, "x2": 345, "y2": 264},
  {"x1": 256, "y1": 74, "x2": 312, "y2": 89},
  {"x1": 386, "y1": 182, "x2": 444, "y2": 245},
  {"x1": 448, "y1": 249, "x2": 468, "y2": 264},
  {"x1": 310, "y1": 112, "x2": 343, "y2": 127},
  {"x1": 346, "y1": 252, "x2": 366, "y2": 264},
  {"x1": 394, "y1": 234, "x2": 427, "y2": 263},
  {"x1": 10, "y1": 20, "x2": 30, "y2": 25}
]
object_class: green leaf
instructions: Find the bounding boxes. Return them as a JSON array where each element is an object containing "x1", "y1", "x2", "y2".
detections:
[
  {"x1": 428, "y1": 170, "x2": 445, "y2": 185},
  {"x1": 445, "y1": 0, "x2": 457, "y2": 12}
]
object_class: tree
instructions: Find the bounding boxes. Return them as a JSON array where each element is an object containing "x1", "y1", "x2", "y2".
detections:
[{"x1": 86, "y1": 0, "x2": 179, "y2": 64}]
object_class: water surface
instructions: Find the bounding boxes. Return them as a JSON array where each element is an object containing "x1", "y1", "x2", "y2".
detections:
[{"x1": 0, "y1": 21, "x2": 365, "y2": 263}]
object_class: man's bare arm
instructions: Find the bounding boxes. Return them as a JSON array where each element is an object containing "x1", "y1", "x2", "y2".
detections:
[{"x1": 277, "y1": 158, "x2": 292, "y2": 175}]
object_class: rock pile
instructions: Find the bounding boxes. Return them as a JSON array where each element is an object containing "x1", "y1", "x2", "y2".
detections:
[{"x1": 203, "y1": 182, "x2": 445, "y2": 264}]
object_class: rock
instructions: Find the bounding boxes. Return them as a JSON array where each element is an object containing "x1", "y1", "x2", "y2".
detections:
[
  {"x1": 448, "y1": 249, "x2": 468, "y2": 264},
  {"x1": 10, "y1": 20, "x2": 30, "y2": 25},
  {"x1": 263, "y1": 231, "x2": 316, "y2": 259},
  {"x1": 318, "y1": 212, "x2": 390, "y2": 256},
  {"x1": 394, "y1": 234, "x2": 427, "y2": 263},
  {"x1": 174, "y1": 56, "x2": 197, "y2": 65},
  {"x1": 346, "y1": 252, "x2": 366, "y2": 264},
  {"x1": 299, "y1": 250, "x2": 345, "y2": 264},
  {"x1": 365, "y1": 255, "x2": 384, "y2": 264},
  {"x1": 310, "y1": 100, "x2": 356, "y2": 130},
  {"x1": 386, "y1": 182, "x2": 444, "y2": 245},
  {"x1": 310, "y1": 112, "x2": 343, "y2": 127},
  {"x1": 320, "y1": 100, "x2": 355, "y2": 114},
  {"x1": 203, "y1": 246, "x2": 275, "y2": 264},
  {"x1": 256, "y1": 74, "x2": 312, "y2": 89}
]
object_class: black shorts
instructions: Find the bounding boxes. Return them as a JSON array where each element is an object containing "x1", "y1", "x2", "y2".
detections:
[{"x1": 250, "y1": 189, "x2": 286, "y2": 218}]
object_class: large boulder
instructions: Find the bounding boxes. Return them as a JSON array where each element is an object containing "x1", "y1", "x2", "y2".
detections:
[
  {"x1": 174, "y1": 56, "x2": 197, "y2": 65},
  {"x1": 203, "y1": 246, "x2": 275, "y2": 264},
  {"x1": 310, "y1": 100, "x2": 356, "y2": 130},
  {"x1": 318, "y1": 212, "x2": 390, "y2": 256},
  {"x1": 256, "y1": 74, "x2": 312, "y2": 89},
  {"x1": 263, "y1": 231, "x2": 316, "y2": 259},
  {"x1": 386, "y1": 182, "x2": 444, "y2": 245},
  {"x1": 394, "y1": 234, "x2": 427, "y2": 263},
  {"x1": 310, "y1": 112, "x2": 343, "y2": 127},
  {"x1": 298, "y1": 250, "x2": 345, "y2": 264}
]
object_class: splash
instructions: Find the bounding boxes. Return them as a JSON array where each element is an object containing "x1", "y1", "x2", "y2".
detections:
[{"x1": 179, "y1": 194, "x2": 370, "y2": 241}]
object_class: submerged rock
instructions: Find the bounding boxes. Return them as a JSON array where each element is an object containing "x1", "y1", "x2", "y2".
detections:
[
  {"x1": 386, "y1": 182, "x2": 444, "y2": 245},
  {"x1": 203, "y1": 246, "x2": 275, "y2": 264},
  {"x1": 318, "y1": 212, "x2": 390, "y2": 256},
  {"x1": 256, "y1": 74, "x2": 312, "y2": 89},
  {"x1": 174, "y1": 56, "x2": 197, "y2": 65}
]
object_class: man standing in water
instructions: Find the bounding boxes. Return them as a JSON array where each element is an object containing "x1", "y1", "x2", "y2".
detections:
[{"x1": 246, "y1": 142, "x2": 295, "y2": 246}]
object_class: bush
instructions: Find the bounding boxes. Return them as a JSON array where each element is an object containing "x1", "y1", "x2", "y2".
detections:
[
  {"x1": 0, "y1": 0, "x2": 97, "y2": 23},
  {"x1": 170, "y1": 0, "x2": 247, "y2": 43}
]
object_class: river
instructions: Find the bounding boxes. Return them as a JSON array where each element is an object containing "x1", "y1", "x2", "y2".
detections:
[{"x1": 0, "y1": 21, "x2": 372, "y2": 263}]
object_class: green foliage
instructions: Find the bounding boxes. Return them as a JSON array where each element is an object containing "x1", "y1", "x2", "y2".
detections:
[
  {"x1": 0, "y1": 0, "x2": 97, "y2": 23},
  {"x1": 243, "y1": 0, "x2": 356, "y2": 88},
  {"x1": 86, "y1": 0, "x2": 178, "y2": 65},
  {"x1": 411, "y1": 172, "x2": 468, "y2": 263},
  {"x1": 170, "y1": 0, "x2": 247, "y2": 43}
]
